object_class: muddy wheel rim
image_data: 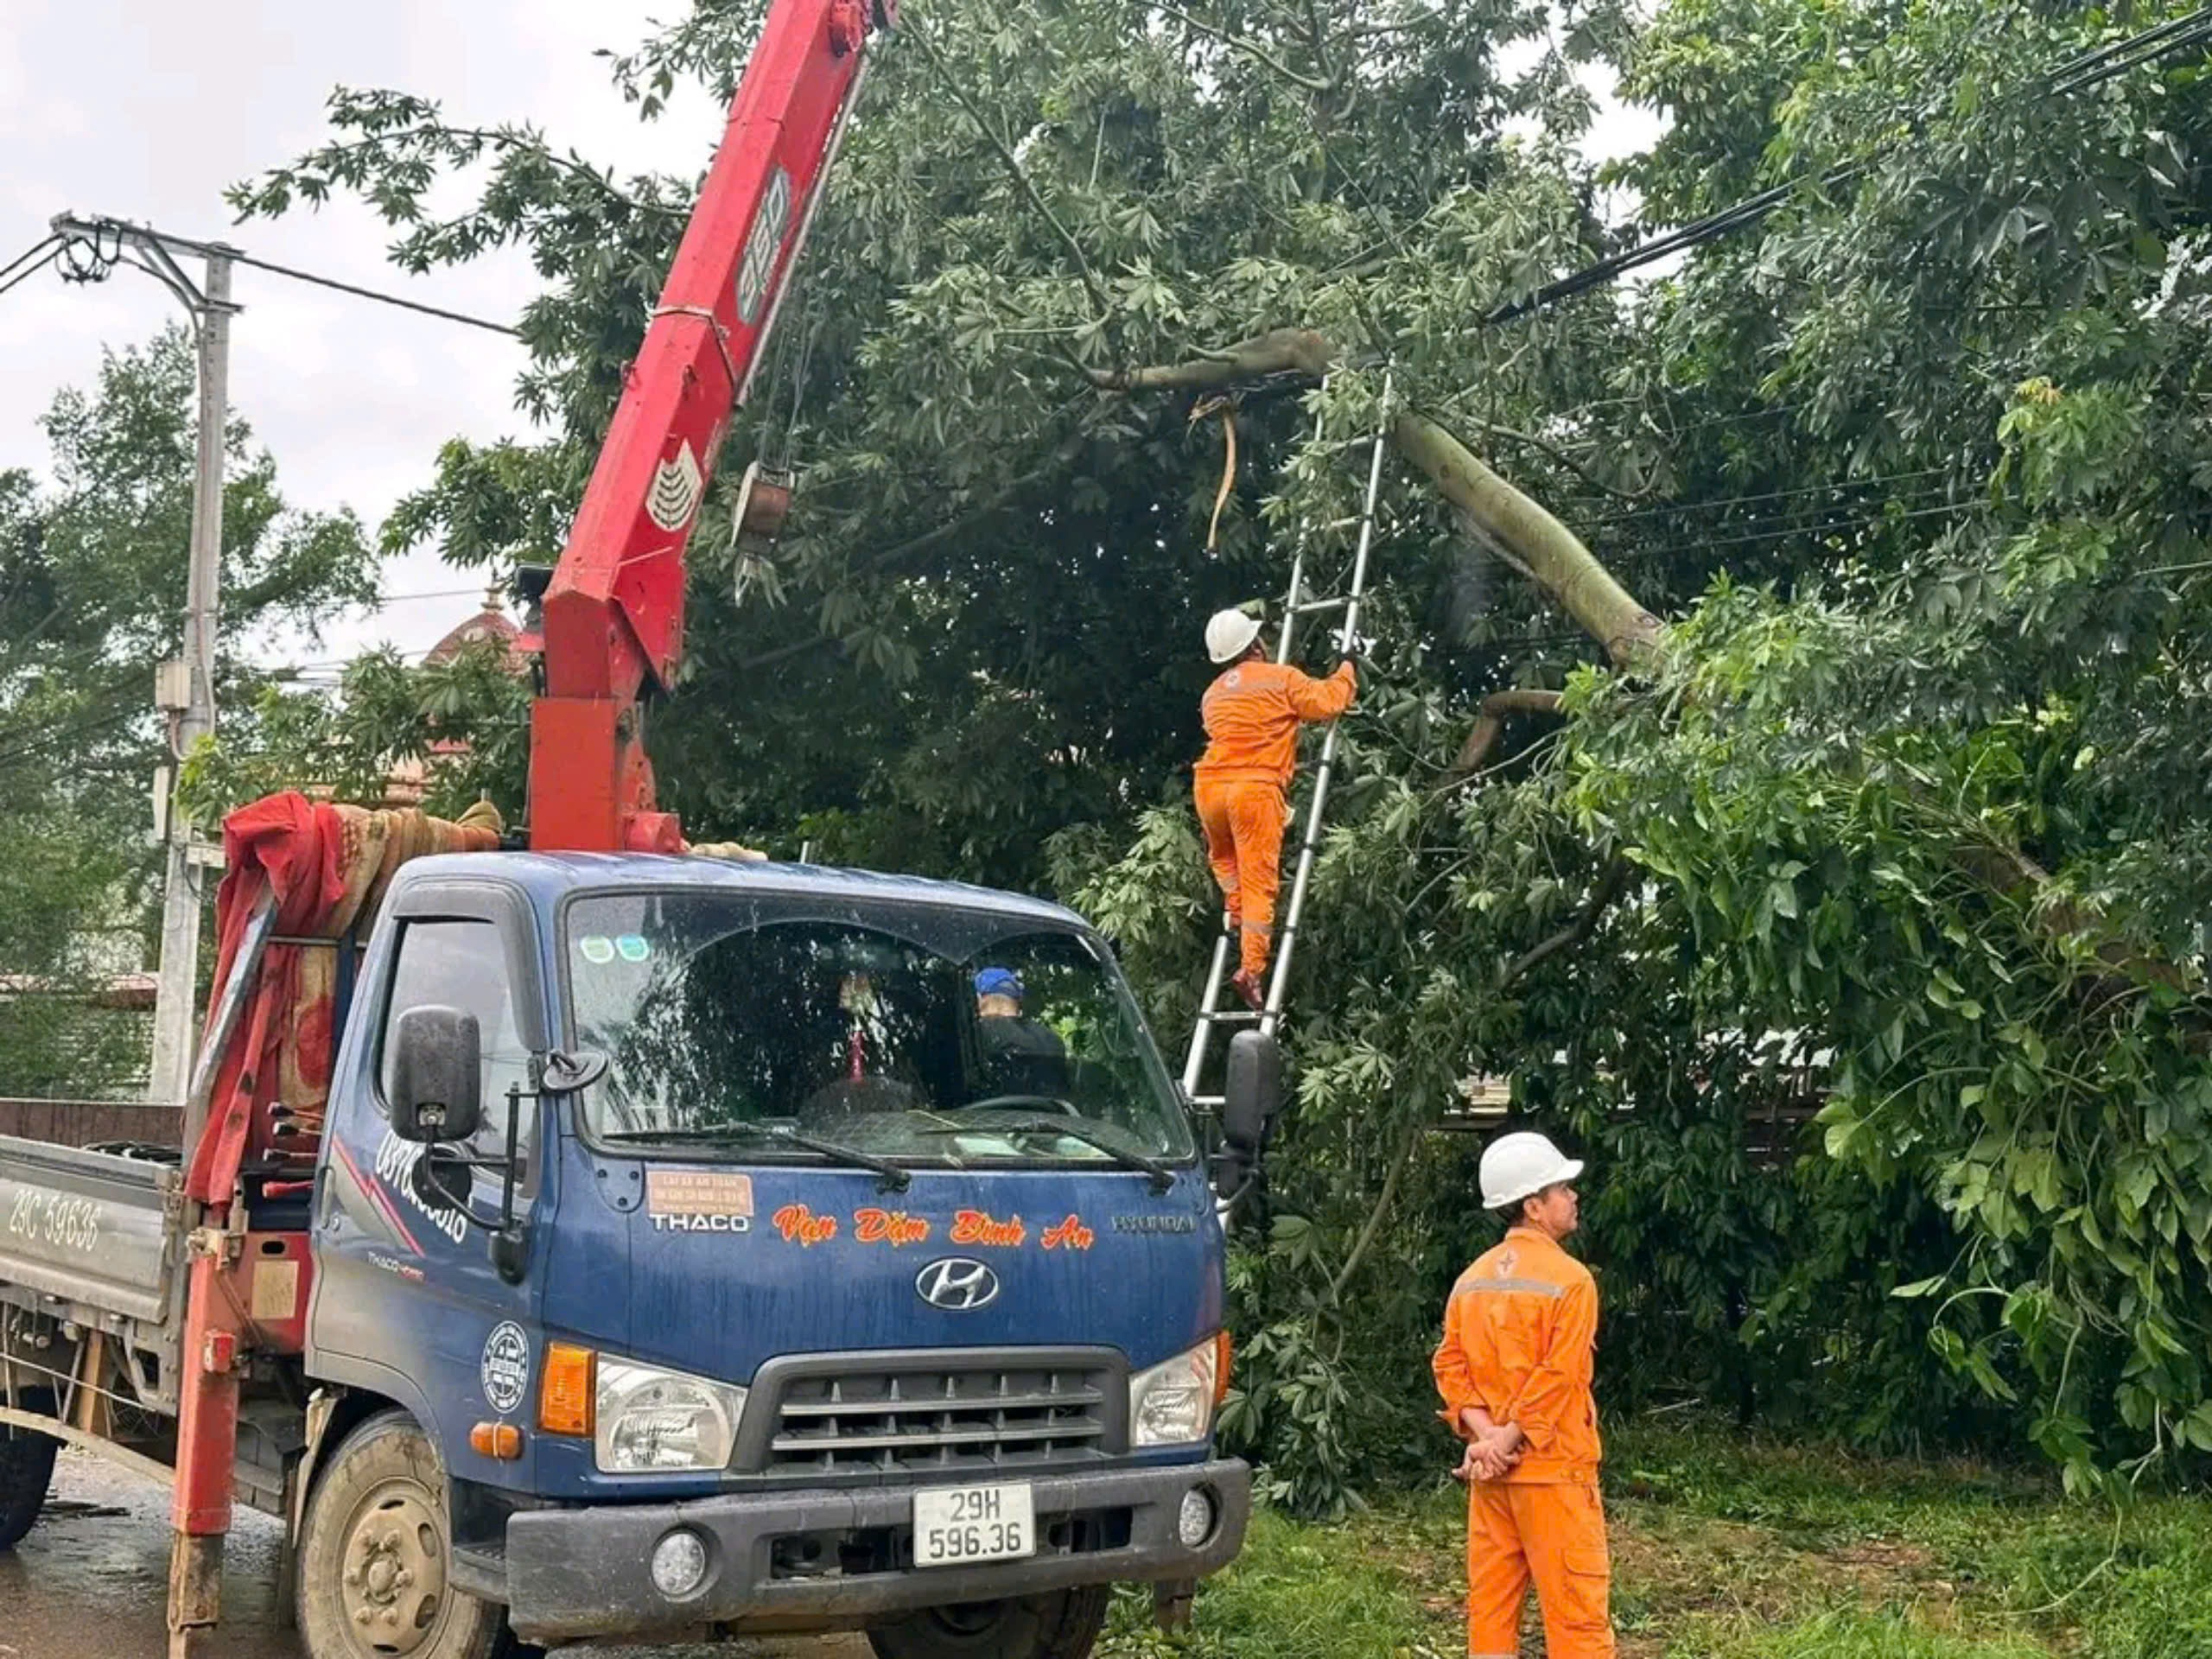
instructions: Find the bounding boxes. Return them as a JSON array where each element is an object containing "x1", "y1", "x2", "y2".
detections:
[{"x1": 336, "y1": 1476, "x2": 451, "y2": 1656}]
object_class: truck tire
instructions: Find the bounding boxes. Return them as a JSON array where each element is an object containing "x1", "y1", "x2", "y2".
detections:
[
  {"x1": 296, "y1": 1410, "x2": 511, "y2": 1659},
  {"x1": 0, "y1": 1389, "x2": 60, "y2": 1551},
  {"x1": 868, "y1": 1586, "x2": 1110, "y2": 1659}
]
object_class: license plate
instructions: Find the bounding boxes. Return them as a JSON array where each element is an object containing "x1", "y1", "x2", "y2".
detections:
[{"x1": 912, "y1": 1482, "x2": 1035, "y2": 1567}]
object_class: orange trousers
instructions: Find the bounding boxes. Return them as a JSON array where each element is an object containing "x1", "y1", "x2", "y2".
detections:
[
  {"x1": 1465, "y1": 1478, "x2": 1614, "y2": 1658},
  {"x1": 1194, "y1": 776, "x2": 1286, "y2": 978}
]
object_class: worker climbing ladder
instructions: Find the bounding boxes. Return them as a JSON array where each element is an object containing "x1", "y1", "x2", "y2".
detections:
[{"x1": 1182, "y1": 375, "x2": 1392, "y2": 1112}]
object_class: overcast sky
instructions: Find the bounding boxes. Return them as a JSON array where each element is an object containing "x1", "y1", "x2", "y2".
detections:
[
  {"x1": 1, "y1": 3, "x2": 1662, "y2": 675},
  {"x1": 0, "y1": 0, "x2": 715, "y2": 671}
]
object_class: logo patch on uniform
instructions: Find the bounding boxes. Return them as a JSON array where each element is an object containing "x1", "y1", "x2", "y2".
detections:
[{"x1": 1493, "y1": 1247, "x2": 1518, "y2": 1279}]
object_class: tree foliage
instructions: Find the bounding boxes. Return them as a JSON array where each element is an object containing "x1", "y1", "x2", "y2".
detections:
[
  {"x1": 0, "y1": 328, "x2": 375, "y2": 1095},
  {"x1": 232, "y1": 0, "x2": 2212, "y2": 1500}
]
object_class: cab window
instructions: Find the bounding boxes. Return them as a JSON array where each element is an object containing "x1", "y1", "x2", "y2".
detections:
[{"x1": 378, "y1": 918, "x2": 535, "y2": 1166}]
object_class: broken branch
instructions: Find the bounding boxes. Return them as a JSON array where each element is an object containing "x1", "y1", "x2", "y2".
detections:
[
  {"x1": 1454, "y1": 689, "x2": 1566, "y2": 773},
  {"x1": 1085, "y1": 327, "x2": 1335, "y2": 391}
]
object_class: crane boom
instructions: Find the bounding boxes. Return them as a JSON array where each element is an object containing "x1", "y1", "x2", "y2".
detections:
[{"x1": 529, "y1": 0, "x2": 891, "y2": 853}]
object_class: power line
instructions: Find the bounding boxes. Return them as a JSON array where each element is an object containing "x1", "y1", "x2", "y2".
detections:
[
  {"x1": 0, "y1": 236, "x2": 62, "y2": 300},
  {"x1": 1485, "y1": 5, "x2": 2212, "y2": 326},
  {"x1": 44, "y1": 215, "x2": 518, "y2": 337},
  {"x1": 226, "y1": 249, "x2": 519, "y2": 338},
  {"x1": 1575, "y1": 468, "x2": 1958, "y2": 530}
]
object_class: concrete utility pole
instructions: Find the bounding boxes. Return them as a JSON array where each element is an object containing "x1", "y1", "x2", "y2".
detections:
[{"x1": 51, "y1": 215, "x2": 241, "y2": 1105}]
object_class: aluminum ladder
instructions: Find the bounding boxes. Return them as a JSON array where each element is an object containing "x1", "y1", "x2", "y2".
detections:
[{"x1": 1180, "y1": 377, "x2": 1392, "y2": 1111}]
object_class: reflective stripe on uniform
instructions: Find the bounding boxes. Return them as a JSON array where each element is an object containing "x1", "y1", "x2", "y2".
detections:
[{"x1": 1453, "y1": 1276, "x2": 1567, "y2": 1300}]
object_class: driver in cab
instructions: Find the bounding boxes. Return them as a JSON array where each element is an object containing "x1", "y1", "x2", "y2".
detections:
[{"x1": 972, "y1": 967, "x2": 1068, "y2": 1099}]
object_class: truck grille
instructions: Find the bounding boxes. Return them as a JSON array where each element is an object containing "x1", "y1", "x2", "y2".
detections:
[{"x1": 753, "y1": 1352, "x2": 1122, "y2": 1479}]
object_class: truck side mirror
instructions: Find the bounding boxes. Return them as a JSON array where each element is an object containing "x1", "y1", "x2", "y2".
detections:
[
  {"x1": 390, "y1": 1007, "x2": 483, "y2": 1143},
  {"x1": 1221, "y1": 1031, "x2": 1283, "y2": 1154}
]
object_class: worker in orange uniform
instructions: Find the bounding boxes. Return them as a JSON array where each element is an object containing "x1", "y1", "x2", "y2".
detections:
[
  {"x1": 1192, "y1": 607, "x2": 1357, "y2": 1008},
  {"x1": 1432, "y1": 1131, "x2": 1614, "y2": 1659}
]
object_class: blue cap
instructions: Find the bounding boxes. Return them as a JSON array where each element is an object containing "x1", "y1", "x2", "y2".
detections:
[{"x1": 973, "y1": 967, "x2": 1024, "y2": 1001}]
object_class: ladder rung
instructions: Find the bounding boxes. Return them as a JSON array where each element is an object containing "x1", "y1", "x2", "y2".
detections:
[
  {"x1": 1199, "y1": 1009, "x2": 1262, "y2": 1025},
  {"x1": 1294, "y1": 595, "x2": 1351, "y2": 614},
  {"x1": 1189, "y1": 1095, "x2": 1225, "y2": 1109}
]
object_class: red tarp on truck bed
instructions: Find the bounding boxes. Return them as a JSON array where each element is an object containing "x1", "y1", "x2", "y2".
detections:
[{"x1": 185, "y1": 791, "x2": 501, "y2": 1204}]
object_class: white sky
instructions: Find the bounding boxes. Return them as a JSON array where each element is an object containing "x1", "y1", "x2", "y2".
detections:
[
  {"x1": 0, "y1": 0, "x2": 715, "y2": 671},
  {"x1": 0, "y1": 3, "x2": 1663, "y2": 675}
]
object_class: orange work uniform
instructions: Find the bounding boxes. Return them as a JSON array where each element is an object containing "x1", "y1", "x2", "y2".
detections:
[
  {"x1": 1432, "y1": 1225, "x2": 1614, "y2": 1659},
  {"x1": 1192, "y1": 658, "x2": 1355, "y2": 978}
]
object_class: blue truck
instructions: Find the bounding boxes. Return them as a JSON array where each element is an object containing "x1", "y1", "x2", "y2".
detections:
[{"x1": 0, "y1": 848, "x2": 1280, "y2": 1656}]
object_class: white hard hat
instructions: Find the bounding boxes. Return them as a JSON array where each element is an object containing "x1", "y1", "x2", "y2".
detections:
[
  {"x1": 1479, "y1": 1131, "x2": 1585, "y2": 1210},
  {"x1": 1205, "y1": 607, "x2": 1263, "y2": 664}
]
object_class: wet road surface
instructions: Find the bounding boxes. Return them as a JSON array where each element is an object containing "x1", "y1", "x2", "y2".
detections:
[{"x1": 1, "y1": 1451, "x2": 868, "y2": 1659}]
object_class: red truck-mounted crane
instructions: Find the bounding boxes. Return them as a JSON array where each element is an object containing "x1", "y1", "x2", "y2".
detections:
[
  {"x1": 58, "y1": 1, "x2": 897, "y2": 1649},
  {"x1": 529, "y1": 0, "x2": 892, "y2": 855},
  {"x1": 166, "y1": 3, "x2": 894, "y2": 1642}
]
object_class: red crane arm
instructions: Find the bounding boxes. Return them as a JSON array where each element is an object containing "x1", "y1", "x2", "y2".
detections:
[{"x1": 529, "y1": 0, "x2": 890, "y2": 853}]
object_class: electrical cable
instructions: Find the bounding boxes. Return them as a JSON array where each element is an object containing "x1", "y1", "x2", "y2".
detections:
[
  {"x1": 1573, "y1": 468, "x2": 1959, "y2": 530},
  {"x1": 226, "y1": 250, "x2": 519, "y2": 337},
  {"x1": 0, "y1": 238, "x2": 63, "y2": 301},
  {"x1": 1484, "y1": 4, "x2": 2212, "y2": 326},
  {"x1": 44, "y1": 217, "x2": 518, "y2": 335}
]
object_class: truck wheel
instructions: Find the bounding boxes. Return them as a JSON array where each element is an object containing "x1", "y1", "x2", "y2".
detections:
[
  {"x1": 868, "y1": 1586, "x2": 1109, "y2": 1659},
  {"x1": 0, "y1": 1389, "x2": 60, "y2": 1550},
  {"x1": 296, "y1": 1411, "x2": 509, "y2": 1659}
]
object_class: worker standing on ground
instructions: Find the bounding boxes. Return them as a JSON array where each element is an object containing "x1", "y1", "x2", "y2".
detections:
[
  {"x1": 1432, "y1": 1132, "x2": 1614, "y2": 1659},
  {"x1": 1192, "y1": 607, "x2": 1356, "y2": 1008}
]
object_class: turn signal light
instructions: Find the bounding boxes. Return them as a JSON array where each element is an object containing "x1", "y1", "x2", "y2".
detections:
[
  {"x1": 469, "y1": 1422, "x2": 524, "y2": 1460},
  {"x1": 540, "y1": 1343, "x2": 597, "y2": 1437},
  {"x1": 1213, "y1": 1329, "x2": 1234, "y2": 1405}
]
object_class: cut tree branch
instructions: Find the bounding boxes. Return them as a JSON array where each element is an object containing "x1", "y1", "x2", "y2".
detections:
[
  {"x1": 1454, "y1": 688, "x2": 1565, "y2": 773},
  {"x1": 1087, "y1": 331, "x2": 1662, "y2": 665},
  {"x1": 1393, "y1": 410, "x2": 1662, "y2": 670},
  {"x1": 1085, "y1": 327, "x2": 1334, "y2": 391}
]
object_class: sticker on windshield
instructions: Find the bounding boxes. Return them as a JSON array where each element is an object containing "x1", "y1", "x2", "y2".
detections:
[
  {"x1": 616, "y1": 934, "x2": 651, "y2": 963},
  {"x1": 480, "y1": 1322, "x2": 531, "y2": 1416},
  {"x1": 577, "y1": 935, "x2": 615, "y2": 965}
]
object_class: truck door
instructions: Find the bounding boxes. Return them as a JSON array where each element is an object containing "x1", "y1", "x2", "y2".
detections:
[{"x1": 309, "y1": 880, "x2": 551, "y2": 1480}]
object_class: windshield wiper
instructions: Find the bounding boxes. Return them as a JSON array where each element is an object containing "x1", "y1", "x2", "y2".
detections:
[
  {"x1": 925, "y1": 1111, "x2": 1175, "y2": 1193},
  {"x1": 603, "y1": 1122, "x2": 912, "y2": 1192}
]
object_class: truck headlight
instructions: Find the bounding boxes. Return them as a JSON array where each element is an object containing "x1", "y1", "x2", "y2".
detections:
[
  {"x1": 595, "y1": 1357, "x2": 747, "y2": 1473},
  {"x1": 1128, "y1": 1337, "x2": 1220, "y2": 1447}
]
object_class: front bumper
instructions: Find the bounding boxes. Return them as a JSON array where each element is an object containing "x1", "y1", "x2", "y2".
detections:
[{"x1": 502, "y1": 1457, "x2": 1251, "y2": 1643}]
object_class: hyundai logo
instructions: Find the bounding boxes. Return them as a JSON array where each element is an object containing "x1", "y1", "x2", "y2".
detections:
[{"x1": 915, "y1": 1257, "x2": 1001, "y2": 1312}]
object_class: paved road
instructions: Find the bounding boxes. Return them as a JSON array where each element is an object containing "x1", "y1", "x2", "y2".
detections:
[{"x1": 1, "y1": 1451, "x2": 870, "y2": 1659}]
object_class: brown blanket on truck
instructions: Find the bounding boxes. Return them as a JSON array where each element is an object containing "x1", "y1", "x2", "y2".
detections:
[{"x1": 188, "y1": 791, "x2": 501, "y2": 1203}]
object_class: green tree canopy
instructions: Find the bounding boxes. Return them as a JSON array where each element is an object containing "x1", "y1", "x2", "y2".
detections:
[{"x1": 231, "y1": 0, "x2": 2212, "y2": 1500}]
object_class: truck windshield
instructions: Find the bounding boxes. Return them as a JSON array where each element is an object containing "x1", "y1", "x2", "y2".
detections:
[{"x1": 563, "y1": 891, "x2": 1195, "y2": 1166}]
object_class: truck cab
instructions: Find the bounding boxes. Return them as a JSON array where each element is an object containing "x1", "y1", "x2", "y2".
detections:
[{"x1": 298, "y1": 850, "x2": 1249, "y2": 1654}]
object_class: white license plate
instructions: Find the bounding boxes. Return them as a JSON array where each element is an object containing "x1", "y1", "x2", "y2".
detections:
[{"x1": 912, "y1": 1482, "x2": 1035, "y2": 1567}]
